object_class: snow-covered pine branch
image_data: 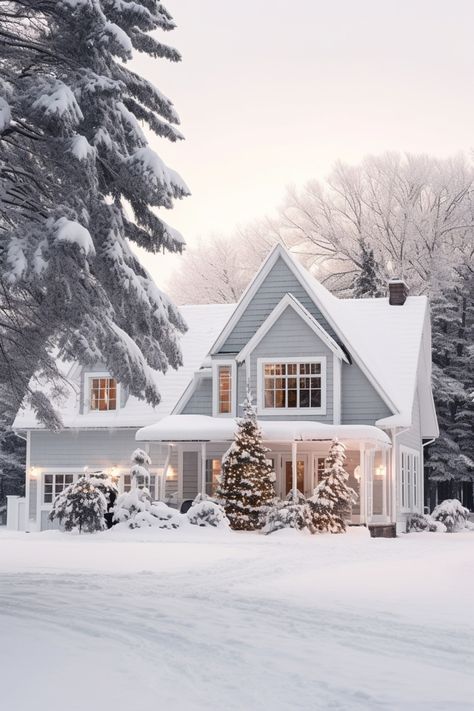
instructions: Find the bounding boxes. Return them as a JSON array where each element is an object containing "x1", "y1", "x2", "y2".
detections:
[{"x1": 0, "y1": 0, "x2": 188, "y2": 430}]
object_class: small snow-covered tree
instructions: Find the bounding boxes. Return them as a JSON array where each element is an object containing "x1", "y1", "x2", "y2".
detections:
[
  {"x1": 49, "y1": 476, "x2": 107, "y2": 533},
  {"x1": 130, "y1": 448, "x2": 152, "y2": 490},
  {"x1": 217, "y1": 395, "x2": 276, "y2": 531},
  {"x1": 431, "y1": 499, "x2": 469, "y2": 532},
  {"x1": 86, "y1": 469, "x2": 119, "y2": 528},
  {"x1": 308, "y1": 439, "x2": 357, "y2": 533}
]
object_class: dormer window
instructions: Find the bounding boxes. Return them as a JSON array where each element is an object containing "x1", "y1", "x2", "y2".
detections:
[
  {"x1": 212, "y1": 360, "x2": 236, "y2": 416},
  {"x1": 257, "y1": 357, "x2": 326, "y2": 415},
  {"x1": 89, "y1": 376, "x2": 118, "y2": 411}
]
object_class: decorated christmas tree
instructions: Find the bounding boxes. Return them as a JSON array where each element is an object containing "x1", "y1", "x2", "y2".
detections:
[
  {"x1": 49, "y1": 476, "x2": 107, "y2": 533},
  {"x1": 217, "y1": 395, "x2": 276, "y2": 530},
  {"x1": 308, "y1": 439, "x2": 357, "y2": 533}
]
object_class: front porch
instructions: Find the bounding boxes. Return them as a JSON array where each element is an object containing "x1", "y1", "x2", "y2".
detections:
[{"x1": 137, "y1": 416, "x2": 393, "y2": 527}]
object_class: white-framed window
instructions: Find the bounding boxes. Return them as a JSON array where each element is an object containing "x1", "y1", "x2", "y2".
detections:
[
  {"x1": 400, "y1": 446, "x2": 421, "y2": 512},
  {"x1": 123, "y1": 473, "x2": 157, "y2": 498},
  {"x1": 212, "y1": 360, "x2": 236, "y2": 416},
  {"x1": 85, "y1": 372, "x2": 120, "y2": 412},
  {"x1": 43, "y1": 473, "x2": 74, "y2": 504},
  {"x1": 205, "y1": 458, "x2": 222, "y2": 496},
  {"x1": 257, "y1": 357, "x2": 326, "y2": 415}
]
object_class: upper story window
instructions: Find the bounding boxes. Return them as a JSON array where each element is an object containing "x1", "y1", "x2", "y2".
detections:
[
  {"x1": 89, "y1": 376, "x2": 118, "y2": 412},
  {"x1": 212, "y1": 361, "x2": 236, "y2": 416},
  {"x1": 257, "y1": 357, "x2": 326, "y2": 414}
]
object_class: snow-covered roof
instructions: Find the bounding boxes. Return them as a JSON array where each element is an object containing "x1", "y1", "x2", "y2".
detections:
[
  {"x1": 136, "y1": 414, "x2": 391, "y2": 448},
  {"x1": 210, "y1": 245, "x2": 432, "y2": 431},
  {"x1": 13, "y1": 304, "x2": 235, "y2": 430}
]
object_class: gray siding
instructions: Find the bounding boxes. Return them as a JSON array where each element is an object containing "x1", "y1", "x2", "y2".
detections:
[
  {"x1": 28, "y1": 480, "x2": 37, "y2": 519},
  {"x1": 182, "y1": 451, "x2": 198, "y2": 500},
  {"x1": 30, "y1": 429, "x2": 139, "y2": 469},
  {"x1": 247, "y1": 305, "x2": 334, "y2": 422},
  {"x1": 181, "y1": 377, "x2": 212, "y2": 415},
  {"x1": 220, "y1": 256, "x2": 338, "y2": 353},
  {"x1": 341, "y1": 362, "x2": 391, "y2": 425}
]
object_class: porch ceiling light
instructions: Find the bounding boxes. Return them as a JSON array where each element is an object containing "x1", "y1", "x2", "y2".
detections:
[{"x1": 376, "y1": 465, "x2": 386, "y2": 478}]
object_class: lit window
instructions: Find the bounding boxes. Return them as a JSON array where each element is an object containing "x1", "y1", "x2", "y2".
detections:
[
  {"x1": 44, "y1": 473, "x2": 74, "y2": 504},
  {"x1": 90, "y1": 377, "x2": 117, "y2": 411},
  {"x1": 262, "y1": 361, "x2": 323, "y2": 410},
  {"x1": 218, "y1": 366, "x2": 232, "y2": 414},
  {"x1": 206, "y1": 459, "x2": 222, "y2": 496}
]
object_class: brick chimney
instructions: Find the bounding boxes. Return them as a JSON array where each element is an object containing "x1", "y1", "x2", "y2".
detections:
[{"x1": 388, "y1": 278, "x2": 409, "y2": 305}]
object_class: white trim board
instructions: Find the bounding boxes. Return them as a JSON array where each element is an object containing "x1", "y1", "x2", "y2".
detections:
[{"x1": 236, "y1": 293, "x2": 349, "y2": 364}]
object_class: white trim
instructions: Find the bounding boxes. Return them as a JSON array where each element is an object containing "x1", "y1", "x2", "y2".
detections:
[
  {"x1": 212, "y1": 360, "x2": 237, "y2": 417},
  {"x1": 83, "y1": 371, "x2": 121, "y2": 414},
  {"x1": 172, "y1": 368, "x2": 211, "y2": 415},
  {"x1": 209, "y1": 244, "x2": 399, "y2": 417},
  {"x1": 236, "y1": 293, "x2": 349, "y2": 364},
  {"x1": 333, "y1": 354, "x2": 341, "y2": 425},
  {"x1": 256, "y1": 356, "x2": 327, "y2": 416}
]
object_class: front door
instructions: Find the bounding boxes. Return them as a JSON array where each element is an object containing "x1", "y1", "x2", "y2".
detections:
[{"x1": 282, "y1": 456, "x2": 307, "y2": 497}]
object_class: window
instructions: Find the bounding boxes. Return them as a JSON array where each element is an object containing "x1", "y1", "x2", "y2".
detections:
[
  {"x1": 212, "y1": 361, "x2": 236, "y2": 416},
  {"x1": 258, "y1": 358, "x2": 326, "y2": 413},
  {"x1": 44, "y1": 473, "x2": 74, "y2": 504},
  {"x1": 89, "y1": 377, "x2": 117, "y2": 411},
  {"x1": 400, "y1": 447, "x2": 421, "y2": 511},
  {"x1": 206, "y1": 459, "x2": 221, "y2": 496},
  {"x1": 218, "y1": 366, "x2": 232, "y2": 414},
  {"x1": 123, "y1": 473, "x2": 156, "y2": 497}
]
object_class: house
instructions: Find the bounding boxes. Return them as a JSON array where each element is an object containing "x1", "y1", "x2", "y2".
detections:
[{"x1": 8, "y1": 245, "x2": 438, "y2": 535}]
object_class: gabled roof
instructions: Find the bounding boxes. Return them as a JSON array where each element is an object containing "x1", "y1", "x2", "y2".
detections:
[
  {"x1": 13, "y1": 304, "x2": 235, "y2": 430},
  {"x1": 209, "y1": 244, "x2": 435, "y2": 433},
  {"x1": 236, "y1": 293, "x2": 349, "y2": 364}
]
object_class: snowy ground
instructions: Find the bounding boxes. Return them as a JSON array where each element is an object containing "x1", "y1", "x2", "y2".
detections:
[{"x1": 1, "y1": 526, "x2": 473, "y2": 711}]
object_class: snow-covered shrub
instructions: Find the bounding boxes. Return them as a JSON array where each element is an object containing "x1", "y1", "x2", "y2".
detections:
[
  {"x1": 133, "y1": 502, "x2": 182, "y2": 530},
  {"x1": 263, "y1": 491, "x2": 314, "y2": 535},
  {"x1": 187, "y1": 494, "x2": 230, "y2": 528},
  {"x1": 431, "y1": 499, "x2": 470, "y2": 532},
  {"x1": 308, "y1": 439, "x2": 357, "y2": 534},
  {"x1": 407, "y1": 512, "x2": 446, "y2": 533},
  {"x1": 130, "y1": 448, "x2": 151, "y2": 490},
  {"x1": 86, "y1": 470, "x2": 119, "y2": 528},
  {"x1": 49, "y1": 476, "x2": 107, "y2": 533}
]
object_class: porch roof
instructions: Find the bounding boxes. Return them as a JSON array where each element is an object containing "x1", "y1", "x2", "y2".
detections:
[{"x1": 136, "y1": 415, "x2": 391, "y2": 448}]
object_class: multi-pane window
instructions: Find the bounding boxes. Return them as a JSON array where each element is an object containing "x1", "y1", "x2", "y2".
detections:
[
  {"x1": 206, "y1": 459, "x2": 222, "y2": 496},
  {"x1": 44, "y1": 473, "x2": 74, "y2": 504},
  {"x1": 263, "y1": 361, "x2": 322, "y2": 409},
  {"x1": 123, "y1": 473, "x2": 156, "y2": 497},
  {"x1": 90, "y1": 377, "x2": 117, "y2": 411},
  {"x1": 400, "y1": 448, "x2": 420, "y2": 511},
  {"x1": 218, "y1": 366, "x2": 232, "y2": 414}
]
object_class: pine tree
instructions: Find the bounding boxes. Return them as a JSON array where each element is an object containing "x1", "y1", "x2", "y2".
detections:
[
  {"x1": 50, "y1": 475, "x2": 107, "y2": 533},
  {"x1": 353, "y1": 242, "x2": 385, "y2": 298},
  {"x1": 217, "y1": 395, "x2": 276, "y2": 531},
  {"x1": 426, "y1": 271, "x2": 474, "y2": 500},
  {"x1": 86, "y1": 469, "x2": 119, "y2": 529},
  {"x1": 0, "y1": 1, "x2": 188, "y2": 427},
  {"x1": 308, "y1": 439, "x2": 357, "y2": 533}
]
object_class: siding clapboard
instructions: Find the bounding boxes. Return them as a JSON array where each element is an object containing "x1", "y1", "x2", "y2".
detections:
[{"x1": 182, "y1": 451, "x2": 198, "y2": 500}]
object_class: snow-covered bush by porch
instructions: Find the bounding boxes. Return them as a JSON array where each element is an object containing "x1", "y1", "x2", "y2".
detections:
[
  {"x1": 263, "y1": 491, "x2": 314, "y2": 535},
  {"x1": 130, "y1": 448, "x2": 152, "y2": 489},
  {"x1": 49, "y1": 476, "x2": 107, "y2": 533},
  {"x1": 308, "y1": 439, "x2": 357, "y2": 534},
  {"x1": 217, "y1": 396, "x2": 276, "y2": 531},
  {"x1": 407, "y1": 513, "x2": 446, "y2": 533},
  {"x1": 431, "y1": 499, "x2": 470, "y2": 533},
  {"x1": 187, "y1": 494, "x2": 230, "y2": 528}
]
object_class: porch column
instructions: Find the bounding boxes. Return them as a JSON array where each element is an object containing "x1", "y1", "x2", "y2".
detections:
[
  {"x1": 201, "y1": 442, "x2": 207, "y2": 497},
  {"x1": 359, "y1": 443, "x2": 366, "y2": 524},
  {"x1": 292, "y1": 441, "x2": 298, "y2": 502},
  {"x1": 381, "y1": 449, "x2": 387, "y2": 517},
  {"x1": 160, "y1": 444, "x2": 172, "y2": 501}
]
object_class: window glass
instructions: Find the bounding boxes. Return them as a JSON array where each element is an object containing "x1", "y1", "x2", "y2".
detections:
[
  {"x1": 206, "y1": 459, "x2": 222, "y2": 496},
  {"x1": 218, "y1": 366, "x2": 232, "y2": 414},
  {"x1": 44, "y1": 473, "x2": 74, "y2": 504},
  {"x1": 90, "y1": 377, "x2": 117, "y2": 411},
  {"x1": 263, "y1": 361, "x2": 322, "y2": 409}
]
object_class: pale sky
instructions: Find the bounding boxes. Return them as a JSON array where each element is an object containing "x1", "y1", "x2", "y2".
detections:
[{"x1": 131, "y1": 0, "x2": 473, "y2": 287}]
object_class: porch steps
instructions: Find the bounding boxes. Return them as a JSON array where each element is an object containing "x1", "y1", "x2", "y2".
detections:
[{"x1": 368, "y1": 523, "x2": 397, "y2": 538}]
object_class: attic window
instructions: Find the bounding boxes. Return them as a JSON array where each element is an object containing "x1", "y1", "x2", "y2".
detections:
[{"x1": 89, "y1": 377, "x2": 117, "y2": 411}]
